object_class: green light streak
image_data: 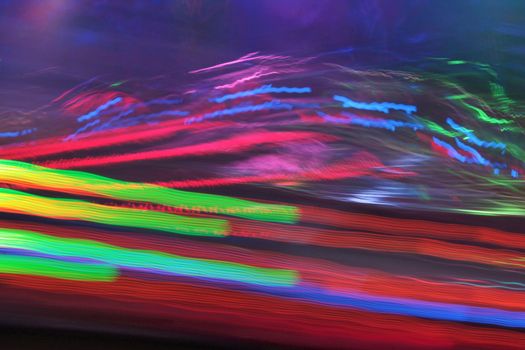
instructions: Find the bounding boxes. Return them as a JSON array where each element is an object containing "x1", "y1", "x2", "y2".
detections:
[
  {"x1": 446, "y1": 94, "x2": 471, "y2": 100},
  {"x1": 462, "y1": 103, "x2": 513, "y2": 125},
  {"x1": 0, "y1": 228, "x2": 299, "y2": 287},
  {"x1": 0, "y1": 254, "x2": 117, "y2": 281},
  {"x1": 489, "y1": 82, "x2": 515, "y2": 114},
  {"x1": 500, "y1": 126, "x2": 524, "y2": 133},
  {"x1": 0, "y1": 160, "x2": 299, "y2": 224},
  {"x1": 447, "y1": 60, "x2": 466, "y2": 65},
  {"x1": 0, "y1": 188, "x2": 228, "y2": 237},
  {"x1": 420, "y1": 119, "x2": 461, "y2": 138},
  {"x1": 455, "y1": 206, "x2": 525, "y2": 217},
  {"x1": 110, "y1": 80, "x2": 126, "y2": 87}
]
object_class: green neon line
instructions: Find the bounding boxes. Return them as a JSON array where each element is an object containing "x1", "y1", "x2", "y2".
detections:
[
  {"x1": 0, "y1": 254, "x2": 117, "y2": 281},
  {"x1": 0, "y1": 160, "x2": 299, "y2": 224},
  {"x1": 454, "y1": 206, "x2": 525, "y2": 216},
  {"x1": 0, "y1": 188, "x2": 228, "y2": 237},
  {"x1": 447, "y1": 60, "x2": 466, "y2": 65},
  {"x1": 0, "y1": 228, "x2": 299, "y2": 287},
  {"x1": 420, "y1": 119, "x2": 461, "y2": 138},
  {"x1": 462, "y1": 103, "x2": 513, "y2": 125},
  {"x1": 446, "y1": 94, "x2": 470, "y2": 100}
]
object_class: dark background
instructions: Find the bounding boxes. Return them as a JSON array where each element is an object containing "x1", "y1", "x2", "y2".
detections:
[
  {"x1": 0, "y1": 1, "x2": 524, "y2": 349},
  {"x1": 1, "y1": 0, "x2": 524, "y2": 111}
]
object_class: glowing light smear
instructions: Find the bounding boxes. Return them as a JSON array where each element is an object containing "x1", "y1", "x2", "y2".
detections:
[
  {"x1": 0, "y1": 228, "x2": 298, "y2": 286},
  {"x1": 0, "y1": 188, "x2": 229, "y2": 236},
  {"x1": 0, "y1": 159, "x2": 299, "y2": 223},
  {"x1": 1, "y1": 52, "x2": 525, "y2": 349},
  {"x1": 77, "y1": 97, "x2": 123, "y2": 122},
  {"x1": 0, "y1": 128, "x2": 36, "y2": 138},
  {"x1": 210, "y1": 84, "x2": 312, "y2": 103},
  {"x1": 0, "y1": 253, "x2": 118, "y2": 281},
  {"x1": 333, "y1": 95, "x2": 417, "y2": 114}
]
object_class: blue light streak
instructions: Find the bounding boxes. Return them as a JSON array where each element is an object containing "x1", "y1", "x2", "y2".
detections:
[
  {"x1": 185, "y1": 100, "x2": 294, "y2": 125},
  {"x1": 333, "y1": 95, "x2": 417, "y2": 114},
  {"x1": 211, "y1": 85, "x2": 311, "y2": 103},
  {"x1": 447, "y1": 118, "x2": 506, "y2": 151},
  {"x1": 77, "y1": 97, "x2": 123, "y2": 122}
]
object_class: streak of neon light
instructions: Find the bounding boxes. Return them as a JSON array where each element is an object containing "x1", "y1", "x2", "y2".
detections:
[
  {"x1": 77, "y1": 97, "x2": 123, "y2": 122},
  {"x1": 333, "y1": 95, "x2": 417, "y2": 114},
  {"x1": 185, "y1": 100, "x2": 293, "y2": 125},
  {"x1": 38, "y1": 131, "x2": 335, "y2": 171},
  {"x1": 447, "y1": 117, "x2": 506, "y2": 150},
  {"x1": 189, "y1": 52, "x2": 288, "y2": 74},
  {"x1": 0, "y1": 128, "x2": 36, "y2": 138},
  {"x1": 0, "y1": 228, "x2": 298, "y2": 287},
  {"x1": 0, "y1": 253, "x2": 117, "y2": 282},
  {"x1": 0, "y1": 188, "x2": 228, "y2": 236},
  {"x1": 0, "y1": 159, "x2": 299, "y2": 223},
  {"x1": 319, "y1": 111, "x2": 422, "y2": 131},
  {"x1": 211, "y1": 85, "x2": 311, "y2": 103}
]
